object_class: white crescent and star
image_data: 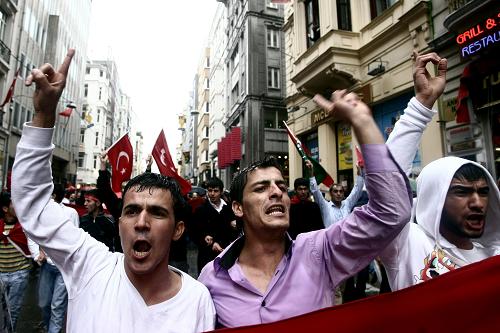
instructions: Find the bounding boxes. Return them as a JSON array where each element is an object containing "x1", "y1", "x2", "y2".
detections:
[
  {"x1": 160, "y1": 148, "x2": 167, "y2": 166},
  {"x1": 116, "y1": 151, "x2": 130, "y2": 174}
]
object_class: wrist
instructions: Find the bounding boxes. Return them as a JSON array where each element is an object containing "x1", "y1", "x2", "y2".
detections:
[{"x1": 415, "y1": 95, "x2": 435, "y2": 109}]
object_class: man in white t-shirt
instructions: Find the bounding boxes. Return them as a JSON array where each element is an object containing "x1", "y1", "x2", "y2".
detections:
[
  {"x1": 380, "y1": 51, "x2": 500, "y2": 291},
  {"x1": 11, "y1": 49, "x2": 215, "y2": 332}
]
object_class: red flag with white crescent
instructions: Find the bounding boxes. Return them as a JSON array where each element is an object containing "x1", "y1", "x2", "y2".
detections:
[
  {"x1": 152, "y1": 130, "x2": 192, "y2": 196},
  {"x1": 106, "y1": 133, "x2": 133, "y2": 193}
]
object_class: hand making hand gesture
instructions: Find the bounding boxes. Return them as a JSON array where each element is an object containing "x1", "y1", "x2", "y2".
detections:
[
  {"x1": 25, "y1": 49, "x2": 75, "y2": 128},
  {"x1": 412, "y1": 50, "x2": 447, "y2": 109}
]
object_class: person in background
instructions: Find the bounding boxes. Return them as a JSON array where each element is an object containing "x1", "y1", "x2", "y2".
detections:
[
  {"x1": 288, "y1": 177, "x2": 324, "y2": 239},
  {"x1": 0, "y1": 192, "x2": 30, "y2": 330}
]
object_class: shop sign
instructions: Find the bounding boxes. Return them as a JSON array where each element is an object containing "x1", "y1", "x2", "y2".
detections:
[
  {"x1": 446, "y1": 124, "x2": 474, "y2": 144},
  {"x1": 336, "y1": 121, "x2": 353, "y2": 171},
  {"x1": 457, "y1": 11, "x2": 500, "y2": 59},
  {"x1": 311, "y1": 109, "x2": 330, "y2": 126},
  {"x1": 445, "y1": 124, "x2": 482, "y2": 154},
  {"x1": 441, "y1": 97, "x2": 458, "y2": 122}
]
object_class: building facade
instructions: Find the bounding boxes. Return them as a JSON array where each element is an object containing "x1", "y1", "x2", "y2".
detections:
[
  {"x1": 1, "y1": 0, "x2": 92, "y2": 188},
  {"x1": 78, "y1": 60, "x2": 134, "y2": 186},
  {"x1": 429, "y1": 0, "x2": 500, "y2": 181},
  {"x1": 217, "y1": 0, "x2": 289, "y2": 185},
  {"x1": 284, "y1": 0, "x2": 443, "y2": 192}
]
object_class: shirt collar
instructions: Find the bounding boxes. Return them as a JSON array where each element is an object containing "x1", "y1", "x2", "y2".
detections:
[
  {"x1": 215, "y1": 233, "x2": 293, "y2": 271},
  {"x1": 209, "y1": 198, "x2": 226, "y2": 211}
]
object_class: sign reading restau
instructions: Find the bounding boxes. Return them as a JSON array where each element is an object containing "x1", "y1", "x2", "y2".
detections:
[{"x1": 457, "y1": 11, "x2": 500, "y2": 58}]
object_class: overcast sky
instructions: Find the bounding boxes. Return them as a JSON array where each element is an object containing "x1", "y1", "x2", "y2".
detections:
[{"x1": 88, "y1": 0, "x2": 219, "y2": 167}]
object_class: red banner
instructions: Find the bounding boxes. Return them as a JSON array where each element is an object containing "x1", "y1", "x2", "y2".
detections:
[
  {"x1": 218, "y1": 255, "x2": 500, "y2": 332},
  {"x1": 0, "y1": 69, "x2": 20, "y2": 108},
  {"x1": 230, "y1": 127, "x2": 242, "y2": 162}
]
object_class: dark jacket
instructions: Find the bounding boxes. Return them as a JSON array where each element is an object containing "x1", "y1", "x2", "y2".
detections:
[
  {"x1": 288, "y1": 196, "x2": 324, "y2": 240},
  {"x1": 80, "y1": 212, "x2": 116, "y2": 252},
  {"x1": 193, "y1": 200, "x2": 238, "y2": 272}
]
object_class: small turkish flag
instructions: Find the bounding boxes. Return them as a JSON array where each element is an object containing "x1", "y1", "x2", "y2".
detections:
[
  {"x1": 107, "y1": 133, "x2": 133, "y2": 193},
  {"x1": 152, "y1": 130, "x2": 192, "y2": 196},
  {"x1": 58, "y1": 107, "x2": 73, "y2": 117}
]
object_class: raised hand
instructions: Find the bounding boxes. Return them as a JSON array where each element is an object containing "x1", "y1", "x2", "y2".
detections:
[
  {"x1": 313, "y1": 90, "x2": 384, "y2": 145},
  {"x1": 100, "y1": 151, "x2": 108, "y2": 171},
  {"x1": 412, "y1": 51, "x2": 447, "y2": 109},
  {"x1": 25, "y1": 49, "x2": 75, "y2": 128},
  {"x1": 304, "y1": 159, "x2": 314, "y2": 177}
]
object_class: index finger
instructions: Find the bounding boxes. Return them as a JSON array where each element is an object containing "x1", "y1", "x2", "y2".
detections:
[
  {"x1": 58, "y1": 49, "x2": 75, "y2": 76},
  {"x1": 415, "y1": 52, "x2": 441, "y2": 68}
]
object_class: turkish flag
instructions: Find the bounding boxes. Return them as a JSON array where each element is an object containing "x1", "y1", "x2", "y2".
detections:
[
  {"x1": 107, "y1": 133, "x2": 133, "y2": 193},
  {"x1": 152, "y1": 130, "x2": 192, "y2": 196},
  {"x1": 0, "y1": 68, "x2": 20, "y2": 108},
  {"x1": 58, "y1": 107, "x2": 73, "y2": 117}
]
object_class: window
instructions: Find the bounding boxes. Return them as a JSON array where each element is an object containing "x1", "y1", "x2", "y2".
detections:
[
  {"x1": 20, "y1": 54, "x2": 25, "y2": 78},
  {"x1": 264, "y1": 108, "x2": 287, "y2": 129},
  {"x1": 13, "y1": 102, "x2": 20, "y2": 128},
  {"x1": 27, "y1": 109, "x2": 32, "y2": 123},
  {"x1": 267, "y1": 67, "x2": 280, "y2": 89},
  {"x1": 230, "y1": 45, "x2": 239, "y2": 72},
  {"x1": 370, "y1": 0, "x2": 396, "y2": 19},
  {"x1": 84, "y1": 84, "x2": 88, "y2": 97},
  {"x1": 78, "y1": 152, "x2": 85, "y2": 168},
  {"x1": 205, "y1": 126, "x2": 209, "y2": 138},
  {"x1": 86, "y1": 67, "x2": 90, "y2": 74},
  {"x1": 231, "y1": 83, "x2": 239, "y2": 105},
  {"x1": 267, "y1": 27, "x2": 279, "y2": 48},
  {"x1": 80, "y1": 129, "x2": 85, "y2": 143},
  {"x1": 95, "y1": 132, "x2": 99, "y2": 145},
  {"x1": 205, "y1": 103, "x2": 209, "y2": 113},
  {"x1": 0, "y1": 10, "x2": 6, "y2": 40},
  {"x1": 93, "y1": 155, "x2": 98, "y2": 169},
  {"x1": 205, "y1": 150, "x2": 209, "y2": 162},
  {"x1": 337, "y1": 0, "x2": 352, "y2": 31},
  {"x1": 100, "y1": 70, "x2": 103, "y2": 77},
  {"x1": 25, "y1": 60, "x2": 31, "y2": 79},
  {"x1": 99, "y1": 87, "x2": 102, "y2": 100},
  {"x1": 305, "y1": 0, "x2": 320, "y2": 48},
  {"x1": 97, "y1": 109, "x2": 100, "y2": 122}
]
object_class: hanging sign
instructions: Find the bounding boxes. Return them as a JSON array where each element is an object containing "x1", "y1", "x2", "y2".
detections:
[{"x1": 457, "y1": 11, "x2": 500, "y2": 58}]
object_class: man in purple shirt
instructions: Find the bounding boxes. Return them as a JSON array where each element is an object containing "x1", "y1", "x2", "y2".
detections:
[{"x1": 198, "y1": 90, "x2": 412, "y2": 328}]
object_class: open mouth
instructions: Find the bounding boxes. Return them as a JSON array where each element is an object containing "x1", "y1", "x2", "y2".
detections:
[
  {"x1": 466, "y1": 214, "x2": 485, "y2": 229},
  {"x1": 132, "y1": 240, "x2": 152, "y2": 259},
  {"x1": 265, "y1": 205, "x2": 285, "y2": 216}
]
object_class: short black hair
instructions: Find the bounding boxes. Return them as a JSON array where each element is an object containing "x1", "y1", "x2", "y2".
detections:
[
  {"x1": 453, "y1": 163, "x2": 487, "y2": 183},
  {"x1": 206, "y1": 177, "x2": 224, "y2": 191},
  {"x1": 230, "y1": 156, "x2": 283, "y2": 203},
  {"x1": 0, "y1": 192, "x2": 10, "y2": 218},
  {"x1": 293, "y1": 177, "x2": 309, "y2": 190},
  {"x1": 123, "y1": 173, "x2": 188, "y2": 222},
  {"x1": 53, "y1": 184, "x2": 65, "y2": 203}
]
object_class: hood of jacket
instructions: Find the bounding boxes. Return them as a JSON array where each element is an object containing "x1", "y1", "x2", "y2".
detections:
[{"x1": 415, "y1": 156, "x2": 500, "y2": 250}]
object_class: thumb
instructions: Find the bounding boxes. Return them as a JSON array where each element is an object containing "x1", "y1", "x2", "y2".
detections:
[{"x1": 27, "y1": 69, "x2": 51, "y2": 91}]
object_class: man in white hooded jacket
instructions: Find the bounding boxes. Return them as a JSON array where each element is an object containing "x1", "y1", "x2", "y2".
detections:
[{"x1": 381, "y1": 51, "x2": 500, "y2": 291}]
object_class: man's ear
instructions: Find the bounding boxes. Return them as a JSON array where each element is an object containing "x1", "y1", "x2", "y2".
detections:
[
  {"x1": 172, "y1": 221, "x2": 185, "y2": 241},
  {"x1": 232, "y1": 201, "x2": 243, "y2": 218}
]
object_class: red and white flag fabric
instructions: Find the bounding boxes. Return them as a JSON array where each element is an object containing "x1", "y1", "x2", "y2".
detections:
[
  {"x1": 106, "y1": 133, "x2": 133, "y2": 193},
  {"x1": 0, "y1": 68, "x2": 20, "y2": 108},
  {"x1": 58, "y1": 107, "x2": 73, "y2": 117},
  {"x1": 222, "y1": 255, "x2": 500, "y2": 332},
  {"x1": 152, "y1": 130, "x2": 192, "y2": 196}
]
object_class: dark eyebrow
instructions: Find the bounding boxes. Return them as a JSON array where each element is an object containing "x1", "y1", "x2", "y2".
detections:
[
  {"x1": 123, "y1": 203, "x2": 141, "y2": 211},
  {"x1": 449, "y1": 185, "x2": 490, "y2": 192}
]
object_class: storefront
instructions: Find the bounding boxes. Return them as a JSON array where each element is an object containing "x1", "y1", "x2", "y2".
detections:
[
  {"x1": 436, "y1": 1, "x2": 500, "y2": 180},
  {"x1": 372, "y1": 91, "x2": 422, "y2": 175}
]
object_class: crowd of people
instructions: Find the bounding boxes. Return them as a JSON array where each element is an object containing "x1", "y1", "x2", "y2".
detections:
[{"x1": 0, "y1": 48, "x2": 498, "y2": 332}]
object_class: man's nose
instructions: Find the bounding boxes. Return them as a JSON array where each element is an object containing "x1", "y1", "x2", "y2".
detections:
[
  {"x1": 134, "y1": 211, "x2": 150, "y2": 230},
  {"x1": 269, "y1": 183, "x2": 283, "y2": 198},
  {"x1": 469, "y1": 192, "x2": 485, "y2": 210}
]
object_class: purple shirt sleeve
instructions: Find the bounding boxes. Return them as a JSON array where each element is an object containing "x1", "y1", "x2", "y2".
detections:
[{"x1": 306, "y1": 144, "x2": 412, "y2": 286}]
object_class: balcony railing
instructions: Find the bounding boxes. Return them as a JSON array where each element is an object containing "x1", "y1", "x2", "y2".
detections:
[{"x1": 0, "y1": 39, "x2": 11, "y2": 65}]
